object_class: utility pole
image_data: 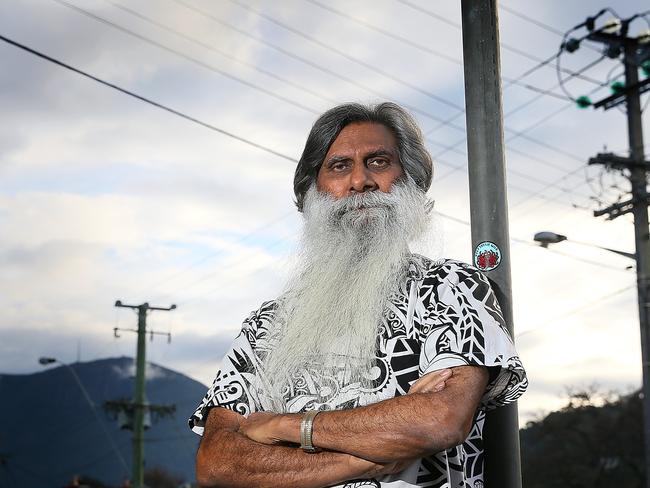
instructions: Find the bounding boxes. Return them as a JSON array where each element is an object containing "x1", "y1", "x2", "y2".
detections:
[
  {"x1": 575, "y1": 14, "x2": 650, "y2": 485},
  {"x1": 114, "y1": 300, "x2": 176, "y2": 488},
  {"x1": 460, "y1": 2, "x2": 522, "y2": 487}
]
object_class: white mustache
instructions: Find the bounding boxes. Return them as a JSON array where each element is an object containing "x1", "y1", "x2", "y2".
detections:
[{"x1": 326, "y1": 191, "x2": 400, "y2": 226}]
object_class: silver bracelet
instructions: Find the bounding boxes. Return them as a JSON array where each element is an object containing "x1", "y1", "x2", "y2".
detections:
[{"x1": 299, "y1": 410, "x2": 321, "y2": 453}]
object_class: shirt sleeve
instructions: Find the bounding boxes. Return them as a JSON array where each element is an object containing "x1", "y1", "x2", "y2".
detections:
[
  {"x1": 187, "y1": 300, "x2": 277, "y2": 435},
  {"x1": 419, "y1": 262, "x2": 528, "y2": 410}
]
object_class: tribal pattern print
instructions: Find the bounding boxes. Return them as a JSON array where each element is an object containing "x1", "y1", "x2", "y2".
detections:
[{"x1": 189, "y1": 256, "x2": 528, "y2": 488}]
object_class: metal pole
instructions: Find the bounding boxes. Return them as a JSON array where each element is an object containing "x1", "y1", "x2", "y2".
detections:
[
  {"x1": 460, "y1": 1, "x2": 522, "y2": 487},
  {"x1": 133, "y1": 305, "x2": 148, "y2": 488},
  {"x1": 623, "y1": 40, "x2": 650, "y2": 487}
]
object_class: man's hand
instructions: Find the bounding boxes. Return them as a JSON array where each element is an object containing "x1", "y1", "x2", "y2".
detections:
[
  {"x1": 347, "y1": 454, "x2": 412, "y2": 478},
  {"x1": 239, "y1": 411, "x2": 292, "y2": 445},
  {"x1": 408, "y1": 368, "x2": 452, "y2": 394}
]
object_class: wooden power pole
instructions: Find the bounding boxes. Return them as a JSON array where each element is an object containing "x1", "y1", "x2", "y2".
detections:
[{"x1": 114, "y1": 300, "x2": 176, "y2": 488}]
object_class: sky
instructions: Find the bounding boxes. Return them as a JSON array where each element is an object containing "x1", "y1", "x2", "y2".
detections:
[{"x1": 0, "y1": 0, "x2": 648, "y2": 424}]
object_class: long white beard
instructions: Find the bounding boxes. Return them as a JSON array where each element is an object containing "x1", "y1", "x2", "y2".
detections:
[{"x1": 261, "y1": 178, "x2": 431, "y2": 411}]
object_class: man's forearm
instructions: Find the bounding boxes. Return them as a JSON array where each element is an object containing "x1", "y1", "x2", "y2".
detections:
[
  {"x1": 260, "y1": 366, "x2": 489, "y2": 463},
  {"x1": 196, "y1": 424, "x2": 390, "y2": 488},
  {"x1": 314, "y1": 388, "x2": 469, "y2": 461},
  {"x1": 275, "y1": 391, "x2": 460, "y2": 462}
]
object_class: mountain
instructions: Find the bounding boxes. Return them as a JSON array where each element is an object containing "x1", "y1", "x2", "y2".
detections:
[{"x1": 0, "y1": 357, "x2": 207, "y2": 488}]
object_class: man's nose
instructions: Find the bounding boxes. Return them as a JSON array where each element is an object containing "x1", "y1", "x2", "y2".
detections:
[{"x1": 349, "y1": 162, "x2": 378, "y2": 194}]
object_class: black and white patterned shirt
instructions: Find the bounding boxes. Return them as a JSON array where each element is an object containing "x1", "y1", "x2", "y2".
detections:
[{"x1": 189, "y1": 256, "x2": 528, "y2": 488}]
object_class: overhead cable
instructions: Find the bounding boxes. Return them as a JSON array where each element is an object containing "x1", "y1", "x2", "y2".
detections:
[
  {"x1": 53, "y1": 0, "x2": 320, "y2": 116},
  {"x1": 395, "y1": 0, "x2": 604, "y2": 85},
  {"x1": 0, "y1": 34, "x2": 299, "y2": 163}
]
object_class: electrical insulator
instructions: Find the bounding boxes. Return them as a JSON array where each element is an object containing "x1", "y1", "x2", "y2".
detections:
[
  {"x1": 602, "y1": 18, "x2": 622, "y2": 34},
  {"x1": 563, "y1": 37, "x2": 581, "y2": 53},
  {"x1": 611, "y1": 81, "x2": 625, "y2": 94},
  {"x1": 642, "y1": 61, "x2": 650, "y2": 78},
  {"x1": 604, "y1": 44, "x2": 622, "y2": 59},
  {"x1": 638, "y1": 30, "x2": 650, "y2": 44}
]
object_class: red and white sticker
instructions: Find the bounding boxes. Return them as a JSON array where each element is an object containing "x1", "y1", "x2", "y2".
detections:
[{"x1": 474, "y1": 241, "x2": 501, "y2": 272}]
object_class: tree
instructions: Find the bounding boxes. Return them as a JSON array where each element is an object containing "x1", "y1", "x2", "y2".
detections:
[
  {"x1": 521, "y1": 388, "x2": 645, "y2": 488},
  {"x1": 143, "y1": 467, "x2": 184, "y2": 488}
]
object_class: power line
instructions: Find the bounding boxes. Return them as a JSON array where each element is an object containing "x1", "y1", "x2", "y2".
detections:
[
  {"x1": 304, "y1": 0, "x2": 462, "y2": 67},
  {"x1": 54, "y1": 0, "x2": 476, "y2": 168},
  {"x1": 229, "y1": 0, "x2": 466, "y2": 112},
  {"x1": 53, "y1": 0, "x2": 320, "y2": 116},
  {"x1": 164, "y1": 230, "x2": 299, "y2": 306},
  {"x1": 169, "y1": 205, "x2": 628, "y2": 307},
  {"x1": 0, "y1": 34, "x2": 298, "y2": 163},
  {"x1": 169, "y1": 0, "x2": 404, "y2": 104},
  {"x1": 500, "y1": 1, "x2": 630, "y2": 58},
  {"x1": 504, "y1": 55, "x2": 607, "y2": 118},
  {"x1": 103, "y1": 0, "x2": 339, "y2": 106},
  {"x1": 499, "y1": 2, "x2": 565, "y2": 36},
  {"x1": 510, "y1": 130, "x2": 584, "y2": 164},
  {"x1": 140, "y1": 211, "x2": 295, "y2": 299},
  {"x1": 148, "y1": 228, "x2": 297, "y2": 306},
  {"x1": 44, "y1": 5, "x2": 614, "y2": 200},
  {"x1": 0, "y1": 31, "x2": 591, "y2": 287},
  {"x1": 504, "y1": 74, "x2": 618, "y2": 213},
  {"x1": 395, "y1": 0, "x2": 604, "y2": 85},
  {"x1": 174, "y1": 0, "x2": 595, "y2": 177},
  {"x1": 303, "y1": 0, "x2": 569, "y2": 101},
  {"x1": 168, "y1": 0, "x2": 471, "y2": 136},
  {"x1": 516, "y1": 283, "x2": 635, "y2": 339},
  {"x1": 501, "y1": 53, "x2": 559, "y2": 91},
  {"x1": 427, "y1": 134, "x2": 593, "y2": 199},
  {"x1": 425, "y1": 51, "x2": 605, "y2": 139},
  {"x1": 228, "y1": 0, "x2": 598, "y2": 181},
  {"x1": 429, "y1": 98, "x2": 594, "y2": 189},
  {"x1": 10, "y1": 8, "x2": 620, "y2": 305},
  {"x1": 7, "y1": 4, "x2": 601, "y2": 237},
  {"x1": 510, "y1": 166, "x2": 591, "y2": 215},
  {"x1": 430, "y1": 97, "x2": 601, "y2": 204},
  {"x1": 40, "y1": 3, "x2": 595, "y2": 288},
  {"x1": 430, "y1": 149, "x2": 594, "y2": 216},
  {"x1": 395, "y1": 0, "x2": 461, "y2": 29}
]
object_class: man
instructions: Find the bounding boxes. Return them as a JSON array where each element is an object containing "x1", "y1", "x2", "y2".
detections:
[{"x1": 189, "y1": 102, "x2": 527, "y2": 488}]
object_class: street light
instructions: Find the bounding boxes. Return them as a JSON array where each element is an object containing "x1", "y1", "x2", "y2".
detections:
[
  {"x1": 534, "y1": 229, "x2": 650, "y2": 482},
  {"x1": 39, "y1": 357, "x2": 129, "y2": 475},
  {"x1": 533, "y1": 231, "x2": 636, "y2": 260}
]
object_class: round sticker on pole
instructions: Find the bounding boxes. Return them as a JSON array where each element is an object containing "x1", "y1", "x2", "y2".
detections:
[{"x1": 474, "y1": 241, "x2": 501, "y2": 272}]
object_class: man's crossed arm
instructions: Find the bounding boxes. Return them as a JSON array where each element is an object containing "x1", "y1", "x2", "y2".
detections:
[{"x1": 196, "y1": 365, "x2": 489, "y2": 488}]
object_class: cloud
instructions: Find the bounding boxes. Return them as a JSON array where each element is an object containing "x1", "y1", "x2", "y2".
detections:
[
  {"x1": 0, "y1": 0, "x2": 647, "y2": 425},
  {"x1": 111, "y1": 361, "x2": 168, "y2": 380}
]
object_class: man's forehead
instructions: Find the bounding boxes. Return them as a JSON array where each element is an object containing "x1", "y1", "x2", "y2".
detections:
[{"x1": 325, "y1": 122, "x2": 398, "y2": 158}]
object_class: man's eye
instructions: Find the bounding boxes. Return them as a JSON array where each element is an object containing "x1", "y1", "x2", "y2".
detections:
[
  {"x1": 368, "y1": 159, "x2": 389, "y2": 167},
  {"x1": 332, "y1": 162, "x2": 348, "y2": 171}
]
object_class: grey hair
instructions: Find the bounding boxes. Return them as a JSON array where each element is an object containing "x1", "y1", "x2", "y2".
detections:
[{"x1": 293, "y1": 102, "x2": 433, "y2": 212}]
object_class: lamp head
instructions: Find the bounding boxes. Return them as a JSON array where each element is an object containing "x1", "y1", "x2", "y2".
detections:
[{"x1": 534, "y1": 231, "x2": 568, "y2": 247}]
